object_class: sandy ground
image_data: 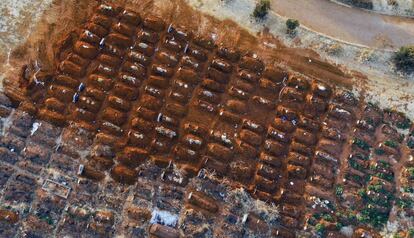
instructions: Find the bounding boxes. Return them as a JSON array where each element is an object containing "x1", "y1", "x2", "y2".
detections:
[
  {"x1": 272, "y1": 0, "x2": 414, "y2": 49},
  {"x1": 0, "y1": 0, "x2": 53, "y2": 58},
  {"x1": 334, "y1": 0, "x2": 414, "y2": 17},
  {"x1": 0, "y1": 0, "x2": 53, "y2": 91}
]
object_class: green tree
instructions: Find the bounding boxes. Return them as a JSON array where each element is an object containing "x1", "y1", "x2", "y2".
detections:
[
  {"x1": 393, "y1": 46, "x2": 414, "y2": 73},
  {"x1": 286, "y1": 19, "x2": 300, "y2": 34},
  {"x1": 253, "y1": 0, "x2": 271, "y2": 19}
]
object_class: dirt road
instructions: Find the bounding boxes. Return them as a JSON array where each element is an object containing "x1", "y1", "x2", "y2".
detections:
[{"x1": 271, "y1": 0, "x2": 414, "y2": 48}]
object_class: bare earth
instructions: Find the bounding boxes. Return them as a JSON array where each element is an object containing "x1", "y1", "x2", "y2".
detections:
[{"x1": 272, "y1": 0, "x2": 414, "y2": 48}]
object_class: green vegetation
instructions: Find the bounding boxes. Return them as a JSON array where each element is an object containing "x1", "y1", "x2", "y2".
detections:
[
  {"x1": 374, "y1": 148, "x2": 385, "y2": 155},
  {"x1": 407, "y1": 167, "x2": 414, "y2": 179},
  {"x1": 335, "y1": 222, "x2": 343, "y2": 230},
  {"x1": 393, "y1": 233, "x2": 403, "y2": 238},
  {"x1": 366, "y1": 118, "x2": 375, "y2": 126},
  {"x1": 408, "y1": 228, "x2": 414, "y2": 238},
  {"x1": 286, "y1": 19, "x2": 300, "y2": 33},
  {"x1": 356, "y1": 181, "x2": 395, "y2": 229},
  {"x1": 358, "y1": 189, "x2": 368, "y2": 200},
  {"x1": 396, "y1": 118, "x2": 411, "y2": 129},
  {"x1": 346, "y1": 173, "x2": 364, "y2": 183},
  {"x1": 357, "y1": 207, "x2": 389, "y2": 228},
  {"x1": 315, "y1": 223, "x2": 326, "y2": 236},
  {"x1": 378, "y1": 160, "x2": 391, "y2": 169},
  {"x1": 353, "y1": 138, "x2": 371, "y2": 151},
  {"x1": 335, "y1": 185, "x2": 344, "y2": 197},
  {"x1": 375, "y1": 172, "x2": 394, "y2": 182},
  {"x1": 368, "y1": 183, "x2": 384, "y2": 194},
  {"x1": 349, "y1": 159, "x2": 364, "y2": 171},
  {"x1": 403, "y1": 185, "x2": 414, "y2": 193},
  {"x1": 396, "y1": 198, "x2": 412, "y2": 209},
  {"x1": 384, "y1": 140, "x2": 398, "y2": 148},
  {"x1": 369, "y1": 160, "x2": 391, "y2": 171},
  {"x1": 336, "y1": 210, "x2": 357, "y2": 225},
  {"x1": 393, "y1": 46, "x2": 414, "y2": 73},
  {"x1": 407, "y1": 138, "x2": 414, "y2": 149},
  {"x1": 351, "y1": 153, "x2": 369, "y2": 161},
  {"x1": 36, "y1": 212, "x2": 54, "y2": 225},
  {"x1": 252, "y1": 0, "x2": 271, "y2": 19},
  {"x1": 322, "y1": 214, "x2": 334, "y2": 222},
  {"x1": 365, "y1": 174, "x2": 372, "y2": 183},
  {"x1": 312, "y1": 213, "x2": 321, "y2": 219}
]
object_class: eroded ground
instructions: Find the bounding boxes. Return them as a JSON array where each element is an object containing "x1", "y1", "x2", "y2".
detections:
[{"x1": 1, "y1": 1, "x2": 414, "y2": 238}]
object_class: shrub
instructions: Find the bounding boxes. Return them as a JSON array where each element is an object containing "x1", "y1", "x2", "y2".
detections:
[
  {"x1": 335, "y1": 185, "x2": 344, "y2": 197},
  {"x1": 384, "y1": 140, "x2": 398, "y2": 148},
  {"x1": 407, "y1": 167, "x2": 414, "y2": 179},
  {"x1": 322, "y1": 214, "x2": 334, "y2": 222},
  {"x1": 407, "y1": 137, "x2": 414, "y2": 149},
  {"x1": 393, "y1": 46, "x2": 414, "y2": 73},
  {"x1": 315, "y1": 223, "x2": 326, "y2": 235},
  {"x1": 409, "y1": 228, "x2": 414, "y2": 238},
  {"x1": 353, "y1": 138, "x2": 371, "y2": 151},
  {"x1": 396, "y1": 198, "x2": 412, "y2": 209},
  {"x1": 403, "y1": 185, "x2": 414, "y2": 193},
  {"x1": 396, "y1": 118, "x2": 411, "y2": 129},
  {"x1": 286, "y1": 19, "x2": 299, "y2": 34},
  {"x1": 252, "y1": 0, "x2": 271, "y2": 19}
]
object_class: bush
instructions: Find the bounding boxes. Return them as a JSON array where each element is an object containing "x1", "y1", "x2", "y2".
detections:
[
  {"x1": 315, "y1": 223, "x2": 326, "y2": 235},
  {"x1": 335, "y1": 185, "x2": 344, "y2": 197},
  {"x1": 409, "y1": 229, "x2": 414, "y2": 238},
  {"x1": 286, "y1": 19, "x2": 300, "y2": 33},
  {"x1": 252, "y1": 0, "x2": 271, "y2": 19},
  {"x1": 393, "y1": 46, "x2": 414, "y2": 73},
  {"x1": 407, "y1": 167, "x2": 414, "y2": 179}
]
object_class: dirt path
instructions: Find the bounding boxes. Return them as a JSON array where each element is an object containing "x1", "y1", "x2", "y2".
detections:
[{"x1": 271, "y1": 0, "x2": 414, "y2": 48}]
